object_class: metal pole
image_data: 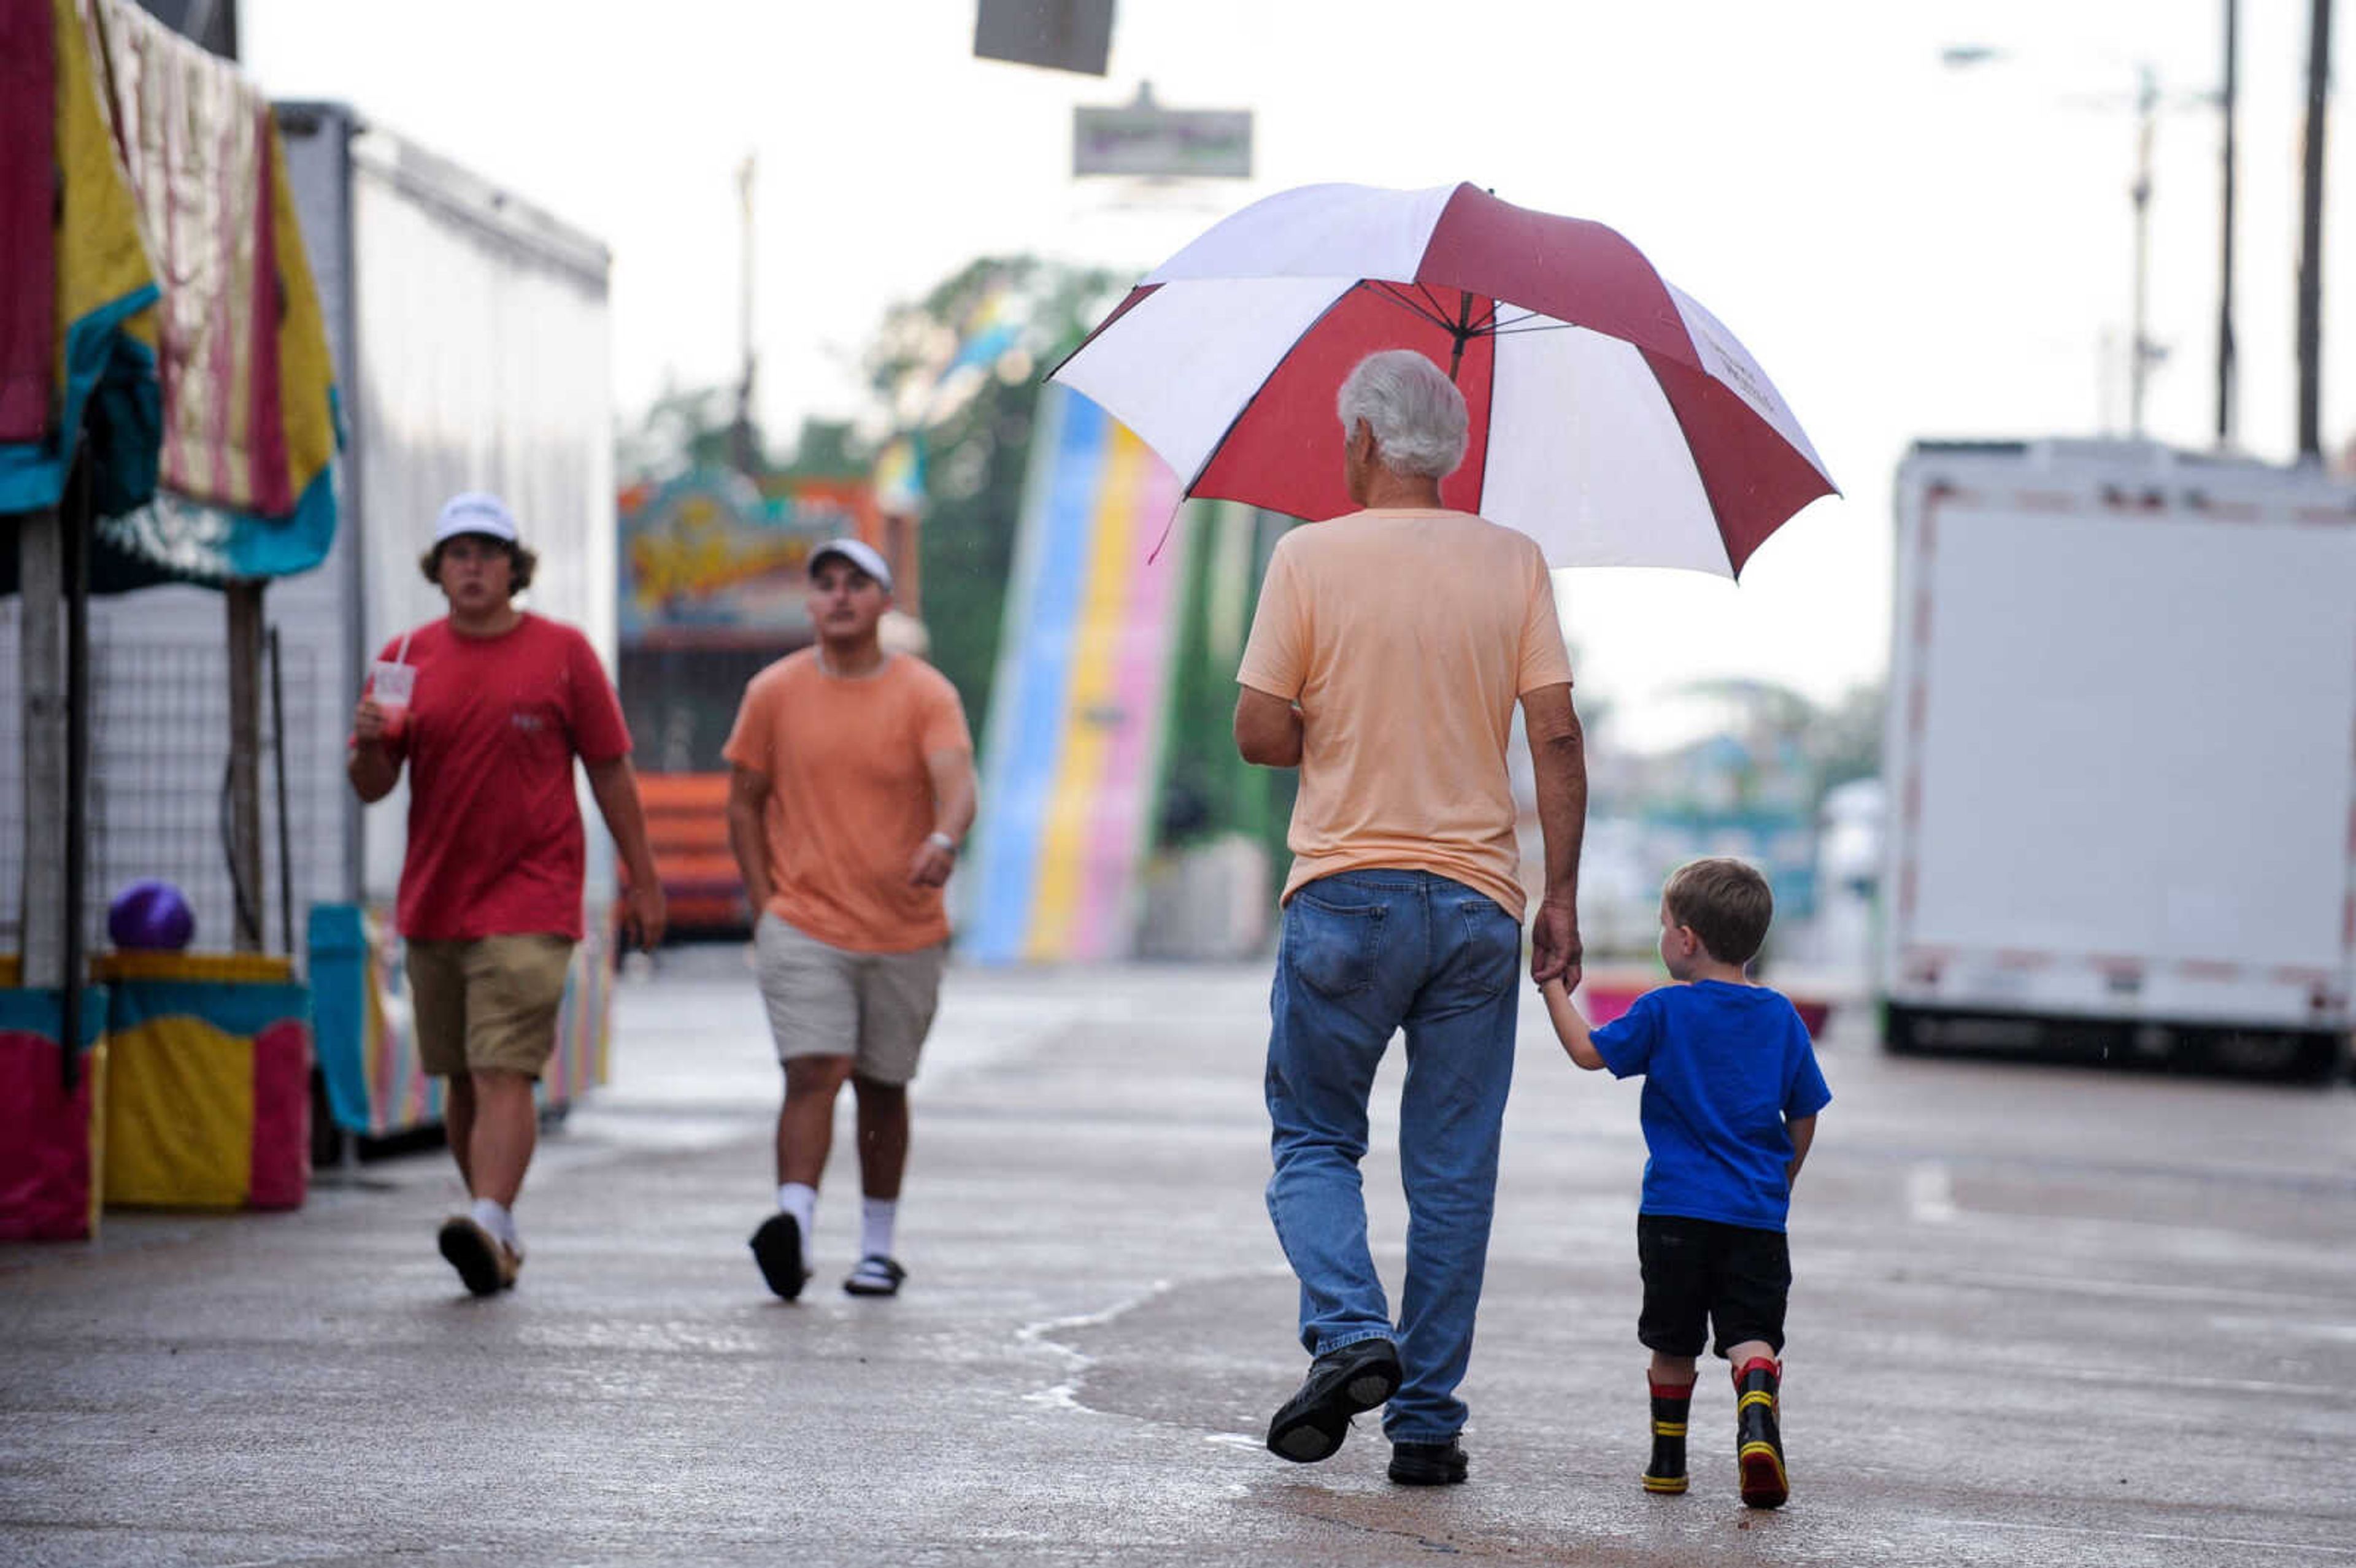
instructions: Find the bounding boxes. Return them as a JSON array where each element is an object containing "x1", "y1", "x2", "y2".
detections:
[
  {"x1": 269, "y1": 624, "x2": 294, "y2": 958},
  {"x1": 2130, "y1": 65, "x2": 2158, "y2": 440},
  {"x1": 731, "y1": 153, "x2": 758, "y2": 474},
  {"x1": 17, "y1": 508, "x2": 64, "y2": 992},
  {"x1": 226, "y1": 580, "x2": 265, "y2": 950},
  {"x1": 2295, "y1": 0, "x2": 2331, "y2": 459},
  {"x1": 61, "y1": 457, "x2": 92, "y2": 1090},
  {"x1": 2216, "y1": 0, "x2": 2239, "y2": 447}
]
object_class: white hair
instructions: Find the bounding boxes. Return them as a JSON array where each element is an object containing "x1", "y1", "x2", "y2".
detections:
[{"x1": 1336, "y1": 349, "x2": 1468, "y2": 478}]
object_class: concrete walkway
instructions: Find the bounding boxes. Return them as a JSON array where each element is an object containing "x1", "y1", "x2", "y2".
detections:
[{"x1": 5, "y1": 951, "x2": 2353, "y2": 1565}]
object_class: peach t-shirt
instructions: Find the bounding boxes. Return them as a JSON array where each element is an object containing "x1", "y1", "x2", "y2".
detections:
[
  {"x1": 1236, "y1": 509, "x2": 1573, "y2": 917},
  {"x1": 722, "y1": 650, "x2": 972, "y2": 953}
]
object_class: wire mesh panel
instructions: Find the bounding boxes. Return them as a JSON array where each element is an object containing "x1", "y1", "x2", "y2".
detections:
[{"x1": 81, "y1": 637, "x2": 323, "y2": 959}]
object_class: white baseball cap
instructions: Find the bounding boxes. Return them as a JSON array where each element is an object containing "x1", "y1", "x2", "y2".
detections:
[
  {"x1": 433, "y1": 491, "x2": 520, "y2": 545},
  {"x1": 808, "y1": 536, "x2": 892, "y2": 593}
]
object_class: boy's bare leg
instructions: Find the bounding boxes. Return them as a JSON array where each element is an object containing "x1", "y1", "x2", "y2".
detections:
[
  {"x1": 466, "y1": 1070, "x2": 537, "y2": 1207},
  {"x1": 444, "y1": 1074, "x2": 477, "y2": 1192},
  {"x1": 777, "y1": 1055, "x2": 855, "y2": 1186}
]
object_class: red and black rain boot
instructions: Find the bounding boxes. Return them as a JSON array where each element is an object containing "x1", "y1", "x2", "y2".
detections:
[
  {"x1": 1643, "y1": 1377, "x2": 1693, "y2": 1494},
  {"x1": 1733, "y1": 1356, "x2": 1788, "y2": 1508}
]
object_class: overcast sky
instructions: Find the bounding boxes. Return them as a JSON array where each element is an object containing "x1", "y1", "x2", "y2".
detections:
[{"x1": 242, "y1": 0, "x2": 2350, "y2": 736}]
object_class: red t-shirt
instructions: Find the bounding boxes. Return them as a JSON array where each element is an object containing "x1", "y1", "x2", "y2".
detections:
[{"x1": 368, "y1": 613, "x2": 631, "y2": 942}]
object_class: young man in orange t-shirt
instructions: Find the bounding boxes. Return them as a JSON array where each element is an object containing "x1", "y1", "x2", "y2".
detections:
[
  {"x1": 1236, "y1": 352, "x2": 1588, "y2": 1486},
  {"x1": 723, "y1": 539, "x2": 976, "y2": 1301}
]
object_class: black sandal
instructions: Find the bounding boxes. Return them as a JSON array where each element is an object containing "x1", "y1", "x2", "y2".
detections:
[{"x1": 842, "y1": 1255, "x2": 907, "y2": 1297}]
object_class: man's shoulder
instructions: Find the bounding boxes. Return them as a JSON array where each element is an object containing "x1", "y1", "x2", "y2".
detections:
[
  {"x1": 1289, "y1": 509, "x2": 1536, "y2": 562},
  {"x1": 887, "y1": 654, "x2": 961, "y2": 704},
  {"x1": 512, "y1": 613, "x2": 595, "y2": 659},
  {"x1": 744, "y1": 648, "x2": 817, "y2": 700}
]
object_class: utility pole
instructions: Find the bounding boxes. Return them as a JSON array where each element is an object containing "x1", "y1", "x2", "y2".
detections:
[
  {"x1": 730, "y1": 153, "x2": 760, "y2": 476},
  {"x1": 2129, "y1": 64, "x2": 2162, "y2": 440},
  {"x1": 2216, "y1": 0, "x2": 2239, "y2": 447},
  {"x1": 2295, "y1": 0, "x2": 2331, "y2": 460}
]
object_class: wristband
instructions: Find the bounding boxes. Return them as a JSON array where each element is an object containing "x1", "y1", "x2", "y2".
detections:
[{"x1": 925, "y1": 831, "x2": 957, "y2": 854}]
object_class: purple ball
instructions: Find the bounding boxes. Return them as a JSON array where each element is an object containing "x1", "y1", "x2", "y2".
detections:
[{"x1": 108, "y1": 879, "x2": 195, "y2": 951}]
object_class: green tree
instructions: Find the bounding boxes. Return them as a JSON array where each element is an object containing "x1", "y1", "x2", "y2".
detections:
[
  {"x1": 616, "y1": 380, "x2": 766, "y2": 483},
  {"x1": 866, "y1": 257, "x2": 1125, "y2": 734}
]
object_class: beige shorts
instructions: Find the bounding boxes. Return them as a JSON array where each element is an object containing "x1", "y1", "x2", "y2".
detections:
[
  {"x1": 406, "y1": 934, "x2": 574, "y2": 1079},
  {"x1": 753, "y1": 912, "x2": 946, "y2": 1086}
]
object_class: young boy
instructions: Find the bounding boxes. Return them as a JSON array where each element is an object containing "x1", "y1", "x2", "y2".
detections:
[{"x1": 1541, "y1": 858, "x2": 1830, "y2": 1509}]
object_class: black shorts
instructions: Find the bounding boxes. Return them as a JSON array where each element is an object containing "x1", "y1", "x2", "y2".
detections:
[{"x1": 1636, "y1": 1213, "x2": 1792, "y2": 1360}]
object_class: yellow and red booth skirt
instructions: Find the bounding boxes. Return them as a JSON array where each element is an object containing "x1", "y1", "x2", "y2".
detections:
[
  {"x1": 0, "y1": 985, "x2": 109, "y2": 1241},
  {"x1": 93, "y1": 954, "x2": 310, "y2": 1211}
]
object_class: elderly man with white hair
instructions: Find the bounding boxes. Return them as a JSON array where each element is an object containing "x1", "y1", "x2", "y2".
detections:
[{"x1": 1235, "y1": 348, "x2": 1588, "y2": 1486}]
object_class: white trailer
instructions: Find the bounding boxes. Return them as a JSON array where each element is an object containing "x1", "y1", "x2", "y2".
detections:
[{"x1": 1881, "y1": 439, "x2": 2356, "y2": 1078}]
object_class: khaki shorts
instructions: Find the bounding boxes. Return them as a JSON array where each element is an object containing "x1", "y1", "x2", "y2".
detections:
[
  {"x1": 406, "y1": 934, "x2": 574, "y2": 1079},
  {"x1": 754, "y1": 912, "x2": 945, "y2": 1086}
]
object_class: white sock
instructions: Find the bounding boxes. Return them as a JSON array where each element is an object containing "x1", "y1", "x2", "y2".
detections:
[
  {"x1": 860, "y1": 1196, "x2": 898, "y2": 1262},
  {"x1": 470, "y1": 1197, "x2": 519, "y2": 1252},
  {"x1": 777, "y1": 1183, "x2": 817, "y2": 1268}
]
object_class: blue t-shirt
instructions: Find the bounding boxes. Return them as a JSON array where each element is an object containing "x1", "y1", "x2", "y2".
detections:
[{"x1": 1590, "y1": 980, "x2": 1832, "y2": 1232}]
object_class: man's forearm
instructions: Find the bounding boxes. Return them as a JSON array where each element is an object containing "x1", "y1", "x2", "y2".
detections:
[
  {"x1": 933, "y1": 766, "x2": 979, "y2": 844},
  {"x1": 1530, "y1": 722, "x2": 1587, "y2": 906},
  {"x1": 725, "y1": 803, "x2": 772, "y2": 910},
  {"x1": 585, "y1": 759, "x2": 660, "y2": 886},
  {"x1": 347, "y1": 742, "x2": 398, "y2": 804}
]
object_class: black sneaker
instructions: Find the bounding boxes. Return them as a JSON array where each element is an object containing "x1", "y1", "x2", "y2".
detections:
[
  {"x1": 749, "y1": 1213, "x2": 807, "y2": 1301},
  {"x1": 1388, "y1": 1436, "x2": 1469, "y2": 1486},
  {"x1": 437, "y1": 1216, "x2": 518, "y2": 1298},
  {"x1": 1266, "y1": 1339, "x2": 1402, "y2": 1463}
]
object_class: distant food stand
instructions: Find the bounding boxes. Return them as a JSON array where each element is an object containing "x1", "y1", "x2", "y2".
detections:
[{"x1": 615, "y1": 468, "x2": 890, "y2": 934}]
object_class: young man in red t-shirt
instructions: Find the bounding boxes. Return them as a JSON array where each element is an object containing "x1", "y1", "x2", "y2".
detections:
[{"x1": 348, "y1": 491, "x2": 664, "y2": 1296}]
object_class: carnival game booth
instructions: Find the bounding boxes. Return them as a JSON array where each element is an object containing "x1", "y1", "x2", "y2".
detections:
[{"x1": 3, "y1": 1, "x2": 340, "y2": 1237}]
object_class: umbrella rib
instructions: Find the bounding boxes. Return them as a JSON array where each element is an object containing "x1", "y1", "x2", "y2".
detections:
[{"x1": 1364, "y1": 281, "x2": 1458, "y2": 332}]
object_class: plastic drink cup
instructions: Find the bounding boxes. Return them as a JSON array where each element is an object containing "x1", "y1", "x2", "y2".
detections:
[{"x1": 369, "y1": 660, "x2": 415, "y2": 739}]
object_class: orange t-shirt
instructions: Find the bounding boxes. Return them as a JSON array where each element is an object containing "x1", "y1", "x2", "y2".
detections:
[
  {"x1": 1236, "y1": 509, "x2": 1573, "y2": 917},
  {"x1": 722, "y1": 650, "x2": 972, "y2": 953}
]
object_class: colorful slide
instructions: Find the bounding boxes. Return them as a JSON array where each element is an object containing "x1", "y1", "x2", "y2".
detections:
[{"x1": 962, "y1": 386, "x2": 1190, "y2": 964}]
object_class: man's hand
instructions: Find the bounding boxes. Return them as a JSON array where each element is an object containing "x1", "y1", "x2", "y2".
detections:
[
  {"x1": 1530, "y1": 898, "x2": 1584, "y2": 991},
  {"x1": 352, "y1": 696, "x2": 389, "y2": 747},
  {"x1": 622, "y1": 881, "x2": 667, "y2": 952},
  {"x1": 907, "y1": 834, "x2": 957, "y2": 889}
]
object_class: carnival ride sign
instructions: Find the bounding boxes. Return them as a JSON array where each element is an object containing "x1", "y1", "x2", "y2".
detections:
[{"x1": 618, "y1": 471, "x2": 874, "y2": 647}]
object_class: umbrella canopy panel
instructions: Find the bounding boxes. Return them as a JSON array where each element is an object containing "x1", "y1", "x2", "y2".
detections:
[{"x1": 1053, "y1": 182, "x2": 1838, "y2": 577}]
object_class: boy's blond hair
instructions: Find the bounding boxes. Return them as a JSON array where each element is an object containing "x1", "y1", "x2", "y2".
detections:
[{"x1": 1663, "y1": 858, "x2": 1773, "y2": 967}]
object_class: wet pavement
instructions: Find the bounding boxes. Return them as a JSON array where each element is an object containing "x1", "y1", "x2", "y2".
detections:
[{"x1": 4, "y1": 948, "x2": 2354, "y2": 1565}]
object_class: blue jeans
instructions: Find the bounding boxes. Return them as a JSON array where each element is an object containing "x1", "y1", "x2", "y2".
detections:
[{"x1": 1265, "y1": 869, "x2": 1522, "y2": 1443}]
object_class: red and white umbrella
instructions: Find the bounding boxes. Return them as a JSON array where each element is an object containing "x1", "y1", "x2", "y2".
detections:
[{"x1": 1052, "y1": 182, "x2": 1836, "y2": 576}]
